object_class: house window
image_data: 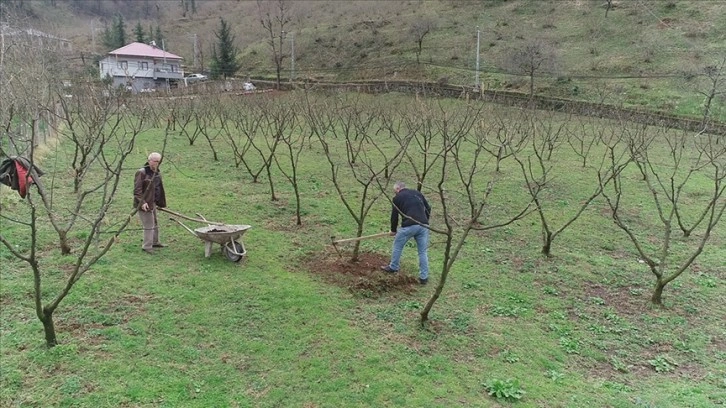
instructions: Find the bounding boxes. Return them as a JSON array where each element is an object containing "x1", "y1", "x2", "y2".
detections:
[
  {"x1": 141, "y1": 62, "x2": 149, "y2": 70},
  {"x1": 117, "y1": 61, "x2": 128, "y2": 70}
]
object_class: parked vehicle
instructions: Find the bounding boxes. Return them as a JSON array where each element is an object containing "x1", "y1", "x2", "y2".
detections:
[{"x1": 185, "y1": 73, "x2": 207, "y2": 83}]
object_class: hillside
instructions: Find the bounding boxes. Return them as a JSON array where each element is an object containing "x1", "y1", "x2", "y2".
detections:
[{"x1": 4, "y1": 0, "x2": 726, "y2": 120}]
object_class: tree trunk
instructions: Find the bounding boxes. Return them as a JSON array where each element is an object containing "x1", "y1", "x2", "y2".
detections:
[
  {"x1": 420, "y1": 234, "x2": 454, "y2": 324},
  {"x1": 59, "y1": 231, "x2": 71, "y2": 255},
  {"x1": 651, "y1": 279, "x2": 666, "y2": 306},
  {"x1": 41, "y1": 310, "x2": 58, "y2": 347},
  {"x1": 294, "y1": 183, "x2": 301, "y2": 226},
  {"x1": 74, "y1": 172, "x2": 81, "y2": 193},
  {"x1": 266, "y1": 164, "x2": 277, "y2": 201},
  {"x1": 541, "y1": 234, "x2": 552, "y2": 257},
  {"x1": 350, "y1": 224, "x2": 364, "y2": 262},
  {"x1": 204, "y1": 135, "x2": 218, "y2": 161}
]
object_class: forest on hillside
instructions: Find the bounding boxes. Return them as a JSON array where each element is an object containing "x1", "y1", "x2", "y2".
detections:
[{"x1": 1, "y1": 0, "x2": 725, "y2": 120}]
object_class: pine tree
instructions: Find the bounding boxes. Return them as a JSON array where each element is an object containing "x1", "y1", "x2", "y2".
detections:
[
  {"x1": 134, "y1": 22, "x2": 145, "y2": 43},
  {"x1": 113, "y1": 14, "x2": 126, "y2": 47},
  {"x1": 154, "y1": 26, "x2": 164, "y2": 48},
  {"x1": 210, "y1": 18, "x2": 240, "y2": 79},
  {"x1": 101, "y1": 15, "x2": 127, "y2": 50},
  {"x1": 101, "y1": 21, "x2": 115, "y2": 50}
]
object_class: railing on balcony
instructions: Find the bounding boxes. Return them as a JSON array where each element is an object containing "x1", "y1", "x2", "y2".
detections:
[{"x1": 153, "y1": 68, "x2": 183, "y2": 80}]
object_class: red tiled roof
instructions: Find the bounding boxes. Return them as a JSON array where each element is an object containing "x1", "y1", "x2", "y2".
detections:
[{"x1": 109, "y1": 42, "x2": 183, "y2": 60}]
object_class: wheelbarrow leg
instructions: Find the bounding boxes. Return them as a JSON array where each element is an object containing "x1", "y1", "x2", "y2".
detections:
[{"x1": 204, "y1": 241, "x2": 213, "y2": 258}]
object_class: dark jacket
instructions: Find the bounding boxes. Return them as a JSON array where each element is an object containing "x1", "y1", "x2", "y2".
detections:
[
  {"x1": 0, "y1": 156, "x2": 44, "y2": 198},
  {"x1": 390, "y1": 188, "x2": 431, "y2": 232},
  {"x1": 133, "y1": 164, "x2": 166, "y2": 210}
]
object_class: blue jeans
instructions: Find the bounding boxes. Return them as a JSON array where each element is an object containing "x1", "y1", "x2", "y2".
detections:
[{"x1": 388, "y1": 224, "x2": 429, "y2": 280}]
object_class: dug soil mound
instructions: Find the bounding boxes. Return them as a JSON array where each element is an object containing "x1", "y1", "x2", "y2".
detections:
[{"x1": 299, "y1": 251, "x2": 420, "y2": 296}]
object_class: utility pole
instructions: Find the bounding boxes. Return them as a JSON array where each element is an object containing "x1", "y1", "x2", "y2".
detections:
[
  {"x1": 193, "y1": 33, "x2": 199, "y2": 69},
  {"x1": 290, "y1": 32, "x2": 295, "y2": 82},
  {"x1": 475, "y1": 26, "x2": 480, "y2": 88},
  {"x1": 91, "y1": 21, "x2": 96, "y2": 52},
  {"x1": 1, "y1": 24, "x2": 5, "y2": 68}
]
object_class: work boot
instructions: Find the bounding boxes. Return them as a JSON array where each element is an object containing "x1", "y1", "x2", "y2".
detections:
[
  {"x1": 380, "y1": 265, "x2": 398, "y2": 273},
  {"x1": 418, "y1": 278, "x2": 428, "y2": 285}
]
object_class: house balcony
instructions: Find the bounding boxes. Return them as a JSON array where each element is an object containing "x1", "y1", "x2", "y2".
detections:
[{"x1": 153, "y1": 68, "x2": 184, "y2": 80}]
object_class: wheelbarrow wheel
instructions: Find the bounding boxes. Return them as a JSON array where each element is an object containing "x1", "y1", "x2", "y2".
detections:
[{"x1": 223, "y1": 241, "x2": 244, "y2": 262}]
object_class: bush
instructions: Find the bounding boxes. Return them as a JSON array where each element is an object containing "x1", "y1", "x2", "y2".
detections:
[{"x1": 483, "y1": 378, "x2": 525, "y2": 402}]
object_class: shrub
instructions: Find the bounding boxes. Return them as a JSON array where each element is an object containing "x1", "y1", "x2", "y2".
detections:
[
  {"x1": 483, "y1": 378, "x2": 525, "y2": 402},
  {"x1": 649, "y1": 355, "x2": 678, "y2": 373}
]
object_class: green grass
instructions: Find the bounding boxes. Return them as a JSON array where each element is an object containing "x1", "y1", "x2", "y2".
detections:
[{"x1": 1, "y1": 92, "x2": 724, "y2": 407}]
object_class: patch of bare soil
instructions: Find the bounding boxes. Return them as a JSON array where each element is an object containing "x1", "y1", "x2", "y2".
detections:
[
  {"x1": 580, "y1": 283, "x2": 710, "y2": 381},
  {"x1": 57, "y1": 294, "x2": 153, "y2": 350},
  {"x1": 583, "y1": 282, "x2": 643, "y2": 317},
  {"x1": 299, "y1": 250, "x2": 420, "y2": 297}
]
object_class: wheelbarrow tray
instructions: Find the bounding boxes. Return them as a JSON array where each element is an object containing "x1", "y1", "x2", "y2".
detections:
[
  {"x1": 194, "y1": 224, "x2": 252, "y2": 244},
  {"x1": 192, "y1": 224, "x2": 251, "y2": 261}
]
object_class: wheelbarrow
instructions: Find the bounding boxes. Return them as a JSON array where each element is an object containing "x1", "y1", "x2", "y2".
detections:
[{"x1": 160, "y1": 208, "x2": 252, "y2": 262}]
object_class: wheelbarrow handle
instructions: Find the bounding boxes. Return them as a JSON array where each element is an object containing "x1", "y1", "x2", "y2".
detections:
[
  {"x1": 169, "y1": 217, "x2": 197, "y2": 236},
  {"x1": 159, "y1": 207, "x2": 225, "y2": 226}
]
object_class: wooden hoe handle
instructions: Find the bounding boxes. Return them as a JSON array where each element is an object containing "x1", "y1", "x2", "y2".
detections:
[{"x1": 332, "y1": 232, "x2": 391, "y2": 245}]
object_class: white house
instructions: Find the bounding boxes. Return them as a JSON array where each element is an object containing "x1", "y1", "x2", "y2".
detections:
[{"x1": 98, "y1": 42, "x2": 183, "y2": 93}]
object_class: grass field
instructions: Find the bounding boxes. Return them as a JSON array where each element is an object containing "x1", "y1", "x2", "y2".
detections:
[{"x1": 1, "y1": 91, "x2": 724, "y2": 407}]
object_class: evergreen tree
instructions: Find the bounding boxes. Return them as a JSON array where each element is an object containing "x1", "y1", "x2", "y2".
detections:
[
  {"x1": 210, "y1": 18, "x2": 240, "y2": 79},
  {"x1": 101, "y1": 15, "x2": 127, "y2": 50},
  {"x1": 154, "y1": 26, "x2": 164, "y2": 48},
  {"x1": 133, "y1": 22, "x2": 145, "y2": 43},
  {"x1": 101, "y1": 21, "x2": 115, "y2": 50},
  {"x1": 112, "y1": 14, "x2": 126, "y2": 48}
]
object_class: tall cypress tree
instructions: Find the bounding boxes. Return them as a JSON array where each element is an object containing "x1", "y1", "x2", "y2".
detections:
[
  {"x1": 154, "y1": 26, "x2": 164, "y2": 48},
  {"x1": 210, "y1": 18, "x2": 240, "y2": 79},
  {"x1": 101, "y1": 15, "x2": 127, "y2": 50},
  {"x1": 101, "y1": 21, "x2": 115, "y2": 50},
  {"x1": 113, "y1": 14, "x2": 126, "y2": 47},
  {"x1": 133, "y1": 22, "x2": 145, "y2": 43}
]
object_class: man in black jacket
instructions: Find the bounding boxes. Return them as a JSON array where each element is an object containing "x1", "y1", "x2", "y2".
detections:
[{"x1": 381, "y1": 181, "x2": 431, "y2": 284}]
